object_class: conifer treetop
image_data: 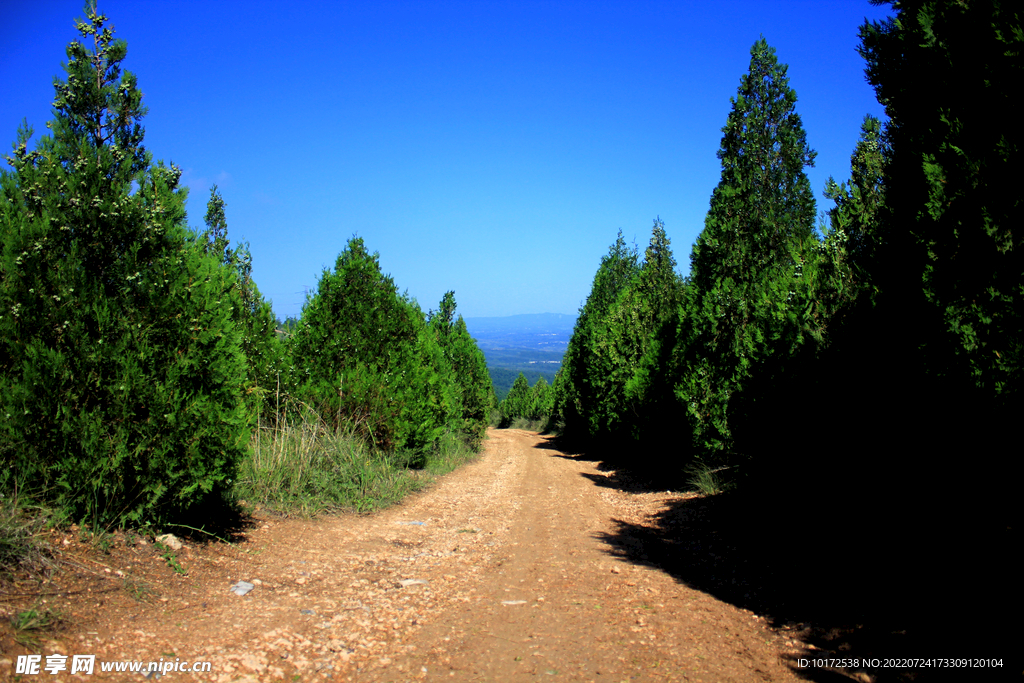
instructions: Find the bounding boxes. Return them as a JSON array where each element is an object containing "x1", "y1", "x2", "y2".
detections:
[
  {"x1": 51, "y1": 3, "x2": 148, "y2": 176},
  {"x1": 691, "y1": 37, "x2": 817, "y2": 292}
]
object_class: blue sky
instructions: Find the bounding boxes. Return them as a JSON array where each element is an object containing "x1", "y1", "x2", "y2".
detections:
[{"x1": 2, "y1": 1, "x2": 890, "y2": 320}]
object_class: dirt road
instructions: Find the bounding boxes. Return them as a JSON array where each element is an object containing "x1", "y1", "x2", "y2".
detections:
[{"x1": 3, "y1": 430, "x2": 807, "y2": 681}]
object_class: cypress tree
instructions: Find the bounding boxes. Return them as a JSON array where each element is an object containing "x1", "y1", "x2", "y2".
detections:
[
  {"x1": 594, "y1": 219, "x2": 682, "y2": 441},
  {"x1": 0, "y1": 7, "x2": 247, "y2": 524},
  {"x1": 860, "y1": 0, "x2": 1022, "y2": 405},
  {"x1": 555, "y1": 232, "x2": 639, "y2": 442},
  {"x1": 527, "y1": 375, "x2": 553, "y2": 421},
  {"x1": 676, "y1": 37, "x2": 817, "y2": 459},
  {"x1": 289, "y1": 237, "x2": 446, "y2": 454},
  {"x1": 201, "y1": 186, "x2": 287, "y2": 418},
  {"x1": 428, "y1": 292, "x2": 492, "y2": 447},
  {"x1": 500, "y1": 373, "x2": 531, "y2": 427}
]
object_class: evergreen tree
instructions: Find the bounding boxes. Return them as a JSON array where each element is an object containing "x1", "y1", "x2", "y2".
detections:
[
  {"x1": 201, "y1": 186, "x2": 288, "y2": 418},
  {"x1": 527, "y1": 375, "x2": 553, "y2": 421},
  {"x1": 428, "y1": 291, "x2": 493, "y2": 447},
  {"x1": 500, "y1": 373, "x2": 531, "y2": 427},
  {"x1": 555, "y1": 232, "x2": 639, "y2": 442},
  {"x1": 591, "y1": 219, "x2": 683, "y2": 440},
  {"x1": 811, "y1": 115, "x2": 889, "y2": 322},
  {"x1": 0, "y1": 8, "x2": 247, "y2": 524},
  {"x1": 675, "y1": 37, "x2": 817, "y2": 459},
  {"x1": 289, "y1": 237, "x2": 445, "y2": 453},
  {"x1": 859, "y1": 0, "x2": 1022, "y2": 404}
]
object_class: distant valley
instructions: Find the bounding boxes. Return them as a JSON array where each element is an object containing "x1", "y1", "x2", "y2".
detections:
[{"x1": 463, "y1": 313, "x2": 576, "y2": 399}]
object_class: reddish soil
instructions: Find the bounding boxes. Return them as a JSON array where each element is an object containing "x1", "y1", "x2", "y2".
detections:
[{"x1": 0, "y1": 430, "x2": 905, "y2": 681}]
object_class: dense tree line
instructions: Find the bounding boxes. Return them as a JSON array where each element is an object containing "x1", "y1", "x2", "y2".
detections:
[
  {"x1": 0, "y1": 7, "x2": 493, "y2": 526},
  {"x1": 497, "y1": 372, "x2": 553, "y2": 427},
  {"x1": 554, "y1": 0, "x2": 1020, "y2": 536}
]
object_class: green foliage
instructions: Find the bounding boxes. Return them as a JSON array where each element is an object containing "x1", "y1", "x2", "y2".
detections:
[
  {"x1": 683, "y1": 462, "x2": 732, "y2": 496},
  {"x1": 604, "y1": 219, "x2": 683, "y2": 440},
  {"x1": 154, "y1": 540, "x2": 187, "y2": 575},
  {"x1": 0, "y1": 8, "x2": 248, "y2": 526},
  {"x1": 527, "y1": 375, "x2": 553, "y2": 420},
  {"x1": 234, "y1": 399, "x2": 478, "y2": 516},
  {"x1": 555, "y1": 231, "x2": 640, "y2": 440},
  {"x1": 201, "y1": 187, "x2": 288, "y2": 419},
  {"x1": 289, "y1": 241, "x2": 489, "y2": 458},
  {"x1": 428, "y1": 292, "x2": 494, "y2": 448},
  {"x1": 238, "y1": 402, "x2": 417, "y2": 515},
  {"x1": 671, "y1": 37, "x2": 818, "y2": 460},
  {"x1": 488, "y1": 367, "x2": 556, "y2": 402},
  {"x1": 859, "y1": 0, "x2": 1023, "y2": 401},
  {"x1": 555, "y1": 220, "x2": 684, "y2": 446},
  {"x1": 499, "y1": 372, "x2": 532, "y2": 427},
  {"x1": 11, "y1": 605, "x2": 62, "y2": 649},
  {"x1": 0, "y1": 495, "x2": 53, "y2": 581},
  {"x1": 289, "y1": 237, "x2": 430, "y2": 452}
]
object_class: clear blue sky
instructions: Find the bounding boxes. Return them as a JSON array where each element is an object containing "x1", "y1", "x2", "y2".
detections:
[{"x1": 2, "y1": 1, "x2": 890, "y2": 320}]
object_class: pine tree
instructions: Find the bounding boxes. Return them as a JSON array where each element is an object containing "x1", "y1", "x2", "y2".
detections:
[
  {"x1": 555, "y1": 231, "x2": 639, "y2": 442},
  {"x1": 0, "y1": 7, "x2": 247, "y2": 524},
  {"x1": 675, "y1": 37, "x2": 817, "y2": 459}
]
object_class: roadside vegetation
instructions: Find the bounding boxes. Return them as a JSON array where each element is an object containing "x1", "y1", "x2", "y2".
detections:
[
  {"x1": 494, "y1": 372, "x2": 556, "y2": 431},
  {"x1": 549, "y1": 1, "x2": 1018, "y2": 571},
  {"x1": 0, "y1": 4, "x2": 1017, "y2": 658},
  {"x1": 0, "y1": 6, "x2": 494, "y2": 584}
]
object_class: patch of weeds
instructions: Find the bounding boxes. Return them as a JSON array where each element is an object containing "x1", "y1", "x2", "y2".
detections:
[
  {"x1": 423, "y1": 432, "x2": 480, "y2": 478},
  {"x1": 11, "y1": 604, "x2": 62, "y2": 649},
  {"x1": 90, "y1": 527, "x2": 115, "y2": 554},
  {"x1": 507, "y1": 416, "x2": 549, "y2": 432},
  {"x1": 0, "y1": 494, "x2": 54, "y2": 581},
  {"x1": 122, "y1": 573, "x2": 157, "y2": 602},
  {"x1": 236, "y1": 403, "x2": 420, "y2": 516},
  {"x1": 684, "y1": 461, "x2": 733, "y2": 496},
  {"x1": 154, "y1": 541, "x2": 187, "y2": 576}
]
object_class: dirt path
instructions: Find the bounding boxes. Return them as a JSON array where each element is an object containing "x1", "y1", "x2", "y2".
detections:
[{"x1": 2, "y1": 430, "x2": 805, "y2": 682}]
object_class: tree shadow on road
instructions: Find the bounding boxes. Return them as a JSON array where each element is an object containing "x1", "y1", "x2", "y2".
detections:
[
  {"x1": 535, "y1": 436, "x2": 1013, "y2": 682},
  {"x1": 537, "y1": 434, "x2": 691, "y2": 494}
]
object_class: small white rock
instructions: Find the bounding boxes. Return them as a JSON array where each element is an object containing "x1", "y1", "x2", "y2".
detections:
[{"x1": 155, "y1": 533, "x2": 183, "y2": 550}]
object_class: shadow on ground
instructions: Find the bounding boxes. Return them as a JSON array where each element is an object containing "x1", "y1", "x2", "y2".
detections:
[{"x1": 535, "y1": 435, "x2": 1014, "y2": 683}]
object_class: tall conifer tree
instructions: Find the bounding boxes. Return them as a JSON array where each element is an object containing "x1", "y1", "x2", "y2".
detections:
[
  {"x1": 555, "y1": 232, "x2": 639, "y2": 441},
  {"x1": 201, "y1": 186, "x2": 287, "y2": 418},
  {"x1": 859, "y1": 0, "x2": 1022, "y2": 403},
  {"x1": 0, "y1": 7, "x2": 247, "y2": 524},
  {"x1": 596, "y1": 219, "x2": 682, "y2": 440},
  {"x1": 676, "y1": 37, "x2": 817, "y2": 458}
]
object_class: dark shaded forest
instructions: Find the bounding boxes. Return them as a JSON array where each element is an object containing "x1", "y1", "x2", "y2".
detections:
[{"x1": 548, "y1": 0, "x2": 1018, "y2": 671}]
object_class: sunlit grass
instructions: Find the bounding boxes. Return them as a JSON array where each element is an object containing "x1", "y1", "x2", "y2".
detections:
[{"x1": 234, "y1": 402, "x2": 482, "y2": 517}]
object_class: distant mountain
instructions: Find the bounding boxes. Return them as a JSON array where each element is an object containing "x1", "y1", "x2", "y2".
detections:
[{"x1": 463, "y1": 313, "x2": 577, "y2": 399}]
